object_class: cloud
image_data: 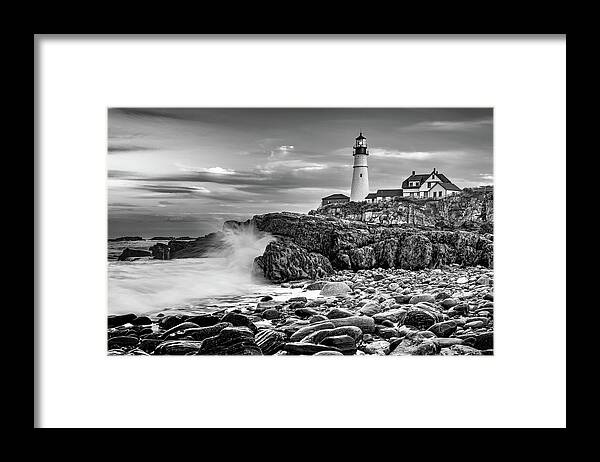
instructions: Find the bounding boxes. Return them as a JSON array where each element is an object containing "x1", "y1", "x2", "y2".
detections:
[
  {"x1": 403, "y1": 118, "x2": 493, "y2": 132},
  {"x1": 136, "y1": 185, "x2": 211, "y2": 195},
  {"x1": 369, "y1": 148, "x2": 464, "y2": 160},
  {"x1": 176, "y1": 163, "x2": 236, "y2": 175},
  {"x1": 479, "y1": 173, "x2": 494, "y2": 181},
  {"x1": 108, "y1": 144, "x2": 157, "y2": 153},
  {"x1": 269, "y1": 145, "x2": 295, "y2": 158},
  {"x1": 108, "y1": 170, "x2": 138, "y2": 179},
  {"x1": 109, "y1": 108, "x2": 191, "y2": 121}
]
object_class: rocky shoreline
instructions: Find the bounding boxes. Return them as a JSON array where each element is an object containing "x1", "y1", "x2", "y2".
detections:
[{"x1": 108, "y1": 264, "x2": 493, "y2": 356}]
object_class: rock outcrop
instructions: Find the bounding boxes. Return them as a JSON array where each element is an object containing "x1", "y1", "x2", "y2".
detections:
[
  {"x1": 312, "y1": 187, "x2": 493, "y2": 232},
  {"x1": 117, "y1": 248, "x2": 152, "y2": 261}
]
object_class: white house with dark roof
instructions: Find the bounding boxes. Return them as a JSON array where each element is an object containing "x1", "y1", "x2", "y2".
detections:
[{"x1": 401, "y1": 168, "x2": 461, "y2": 199}]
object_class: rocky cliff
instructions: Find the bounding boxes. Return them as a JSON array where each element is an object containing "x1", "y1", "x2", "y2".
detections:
[
  {"x1": 129, "y1": 189, "x2": 493, "y2": 283},
  {"x1": 246, "y1": 212, "x2": 492, "y2": 281},
  {"x1": 313, "y1": 187, "x2": 493, "y2": 233}
]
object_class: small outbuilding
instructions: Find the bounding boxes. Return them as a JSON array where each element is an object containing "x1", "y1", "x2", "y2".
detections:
[{"x1": 321, "y1": 193, "x2": 350, "y2": 207}]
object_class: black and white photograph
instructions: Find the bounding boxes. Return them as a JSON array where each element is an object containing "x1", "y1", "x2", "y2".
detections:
[
  {"x1": 108, "y1": 108, "x2": 494, "y2": 356},
  {"x1": 36, "y1": 35, "x2": 565, "y2": 429}
]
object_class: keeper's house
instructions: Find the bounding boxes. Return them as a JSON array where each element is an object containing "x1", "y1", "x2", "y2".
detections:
[
  {"x1": 401, "y1": 168, "x2": 461, "y2": 199},
  {"x1": 321, "y1": 193, "x2": 350, "y2": 207}
]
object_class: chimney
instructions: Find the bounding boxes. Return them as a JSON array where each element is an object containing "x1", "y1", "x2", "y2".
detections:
[{"x1": 412, "y1": 170, "x2": 415, "y2": 175}]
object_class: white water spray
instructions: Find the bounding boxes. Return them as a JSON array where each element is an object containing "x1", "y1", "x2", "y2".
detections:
[{"x1": 108, "y1": 226, "x2": 275, "y2": 315}]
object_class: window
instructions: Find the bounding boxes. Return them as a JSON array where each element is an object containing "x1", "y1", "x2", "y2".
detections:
[{"x1": 360, "y1": 173, "x2": 362, "y2": 178}]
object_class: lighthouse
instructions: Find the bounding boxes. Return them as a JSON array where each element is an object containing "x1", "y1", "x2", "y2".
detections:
[{"x1": 350, "y1": 132, "x2": 370, "y2": 202}]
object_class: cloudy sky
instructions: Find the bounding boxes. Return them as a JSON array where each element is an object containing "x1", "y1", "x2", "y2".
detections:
[{"x1": 108, "y1": 108, "x2": 493, "y2": 238}]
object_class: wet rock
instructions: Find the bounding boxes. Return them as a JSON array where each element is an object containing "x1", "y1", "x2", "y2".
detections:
[
  {"x1": 372, "y1": 308, "x2": 407, "y2": 324},
  {"x1": 283, "y1": 342, "x2": 341, "y2": 355},
  {"x1": 254, "y1": 240, "x2": 333, "y2": 282},
  {"x1": 309, "y1": 315, "x2": 328, "y2": 323},
  {"x1": 161, "y1": 321, "x2": 200, "y2": 339},
  {"x1": 108, "y1": 313, "x2": 137, "y2": 328},
  {"x1": 117, "y1": 248, "x2": 152, "y2": 261},
  {"x1": 329, "y1": 316, "x2": 376, "y2": 333},
  {"x1": 199, "y1": 327, "x2": 262, "y2": 355},
  {"x1": 414, "y1": 340, "x2": 441, "y2": 355},
  {"x1": 403, "y1": 309, "x2": 437, "y2": 330},
  {"x1": 363, "y1": 340, "x2": 390, "y2": 355},
  {"x1": 295, "y1": 307, "x2": 318, "y2": 318},
  {"x1": 260, "y1": 295, "x2": 273, "y2": 301},
  {"x1": 433, "y1": 337, "x2": 464, "y2": 348},
  {"x1": 326, "y1": 308, "x2": 354, "y2": 319},
  {"x1": 158, "y1": 315, "x2": 189, "y2": 330},
  {"x1": 441, "y1": 298, "x2": 459, "y2": 309},
  {"x1": 320, "y1": 335, "x2": 356, "y2": 353},
  {"x1": 187, "y1": 314, "x2": 222, "y2": 327},
  {"x1": 262, "y1": 308, "x2": 281, "y2": 320},
  {"x1": 320, "y1": 282, "x2": 352, "y2": 297},
  {"x1": 409, "y1": 294, "x2": 435, "y2": 304},
  {"x1": 473, "y1": 332, "x2": 494, "y2": 350},
  {"x1": 139, "y1": 338, "x2": 162, "y2": 353},
  {"x1": 180, "y1": 322, "x2": 231, "y2": 341},
  {"x1": 441, "y1": 344, "x2": 482, "y2": 355},
  {"x1": 289, "y1": 321, "x2": 336, "y2": 342},
  {"x1": 393, "y1": 294, "x2": 412, "y2": 304},
  {"x1": 154, "y1": 340, "x2": 204, "y2": 355},
  {"x1": 301, "y1": 326, "x2": 363, "y2": 344},
  {"x1": 359, "y1": 301, "x2": 381, "y2": 316},
  {"x1": 130, "y1": 316, "x2": 152, "y2": 326},
  {"x1": 255, "y1": 329, "x2": 287, "y2": 355},
  {"x1": 428, "y1": 321, "x2": 458, "y2": 338},
  {"x1": 477, "y1": 275, "x2": 491, "y2": 286},
  {"x1": 108, "y1": 335, "x2": 139, "y2": 349},
  {"x1": 221, "y1": 312, "x2": 257, "y2": 333}
]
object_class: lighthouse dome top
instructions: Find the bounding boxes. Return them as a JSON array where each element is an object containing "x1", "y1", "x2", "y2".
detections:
[{"x1": 355, "y1": 132, "x2": 366, "y2": 140}]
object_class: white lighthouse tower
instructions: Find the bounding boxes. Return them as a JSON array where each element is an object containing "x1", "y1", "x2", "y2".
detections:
[{"x1": 350, "y1": 132, "x2": 369, "y2": 202}]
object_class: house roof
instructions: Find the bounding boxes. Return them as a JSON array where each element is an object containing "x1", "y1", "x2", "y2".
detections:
[
  {"x1": 322, "y1": 193, "x2": 349, "y2": 200},
  {"x1": 402, "y1": 170, "x2": 452, "y2": 188},
  {"x1": 435, "y1": 182, "x2": 461, "y2": 191},
  {"x1": 365, "y1": 193, "x2": 377, "y2": 199},
  {"x1": 376, "y1": 189, "x2": 403, "y2": 197},
  {"x1": 402, "y1": 174, "x2": 430, "y2": 189}
]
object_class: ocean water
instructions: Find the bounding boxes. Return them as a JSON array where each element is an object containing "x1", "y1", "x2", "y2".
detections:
[{"x1": 107, "y1": 227, "x2": 310, "y2": 316}]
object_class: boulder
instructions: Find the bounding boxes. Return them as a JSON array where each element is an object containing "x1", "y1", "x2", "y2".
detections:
[
  {"x1": 283, "y1": 342, "x2": 341, "y2": 355},
  {"x1": 108, "y1": 313, "x2": 137, "y2": 328},
  {"x1": 320, "y1": 335, "x2": 356, "y2": 352},
  {"x1": 329, "y1": 316, "x2": 376, "y2": 333},
  {"x1": 255, "y1": 329, "x2": 287, "y2": 355},
  {"x1": 428, "y1": 321, "x2": 458, "y2": 338},
  {"x1": 117, "y1": 248, "x2": 152, "y2": 261},
  {"x1": 254, "y1": 240, "x2": 333, "y2": 282},
  {"x1": 199, "y1": 327, "x2": 262, "y2": 355},
  {"x1": 359, "y1": 301, "x2": 381, "y2": 316},
  {"x1": 154, "y1": 340, "x2": 204, "y2": 355},
  {"x1": 326, "y1": 308, "x2": 354, "y2": 319},
  {"x1": 409, "y1": 294, "x2": 435, "y2": 304},
  {"x1": 403, "y1": 309, "x2": 437, "y2": 330},
  {"x1": 372, "y1": 308, "x2": 407, "y2": 324},
  {"x1": 320, "y1": 282, "x2": 352, "y2": 297},
  {"x1": 289, "y1": 321, "x2": 335, "y2": 342},
  {"x1": 363, "y1": 340, "x2": 391, "y2": 355}
]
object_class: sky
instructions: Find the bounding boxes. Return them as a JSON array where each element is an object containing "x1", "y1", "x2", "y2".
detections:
[{"x1": 108, "y1": 108, "x2": 493, "y2": 238}]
